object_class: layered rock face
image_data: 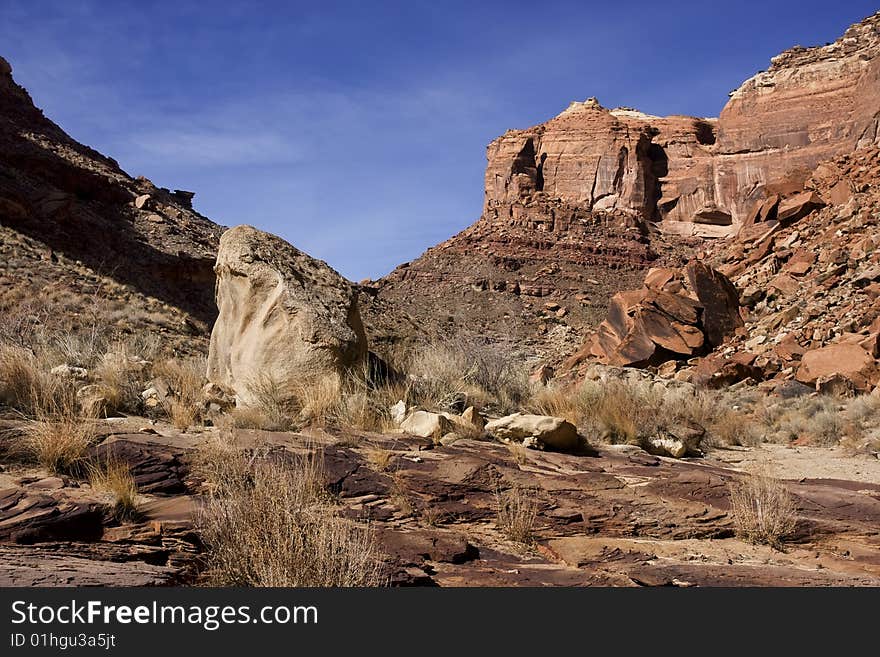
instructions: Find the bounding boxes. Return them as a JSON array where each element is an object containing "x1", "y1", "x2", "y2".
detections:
[
  {"x1": 367, "y1": 11, "x2": 880, "y2": 366},
  {"x1": 714, "y1": 11, "x2": 880, "y2": 224},
  {"x1": 363, "y1": 101, "x2": 701, "y2": 361},
  {"x1": 483, "y1": 101, "x2": 719, "y2": 230},
  {"x1": 481, "y1": 11, "x2": 880, "y2": 232},
  {"x1": 0, "y1": 56, "x2": 221, "y2": 350},
  {"x1": 207, "y1": 225, "x2": 368, "y2": 406}
]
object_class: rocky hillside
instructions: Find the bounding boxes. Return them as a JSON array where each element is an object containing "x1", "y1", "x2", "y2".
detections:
[
  {"x1": 364, "y1": 11, "x2": 880, "y2": 364},
  {"x1": 0, "y1": 57, "x2": 222, "y2": 352}
]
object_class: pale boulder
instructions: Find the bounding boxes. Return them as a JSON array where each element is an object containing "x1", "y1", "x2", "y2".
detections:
[
  {"x1": 485, "y1": 413, "x2": 580, "y2": 451},
  {"x1": 206, "y1": 225, "x2": 368, "y2": 406},
  {"x1": 400, "y1": 411, "x2": 453, "y2": 440}
]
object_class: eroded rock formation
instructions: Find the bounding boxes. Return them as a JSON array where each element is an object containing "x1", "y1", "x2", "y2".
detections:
[
  {"x1": 207, "y1": 225, "x2": 368, "y2": 406},
  {"x1": 564, "y1": 262, "x2": 742, "y2": 369}
]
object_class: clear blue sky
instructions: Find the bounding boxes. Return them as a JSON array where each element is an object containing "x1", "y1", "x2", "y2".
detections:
[{"x1": 0, "y1": 1, "x2": 876, "y2": 280}]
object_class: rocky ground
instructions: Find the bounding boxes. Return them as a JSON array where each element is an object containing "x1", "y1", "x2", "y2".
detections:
[{"x1": 2, "y1": 415, "x2": 879, "y2": 587}]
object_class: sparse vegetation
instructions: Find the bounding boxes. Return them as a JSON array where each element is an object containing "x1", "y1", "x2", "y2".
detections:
[
  {"x1": 406, "y1": 337, "x2": 531, "y2": 413},
  {"x1": 195, "y1": 446, "x2": 384, "y2": 586},
  {"x1": 495, "y1": 485, "x2": 539, "y2": 543},
  {"x1": 0, "y1": 344, "x2": 76, "y2": 418},
  {"x1": 389, "y1": 471, "x2": 414, "y2": 516},
  {"x1": 153, "y1": 357, "x2": 206, "y2": 429},
  {"x1": 729, "y1": 467, "x2": 798, "y2": 550},
  {"x1": 506, "y1": 442, "x2": 530, "y2": 465},
  {"x1": 708, "y1": 410, "x2": 762, "y2": 447},
  {"x1": 366, "y1": 447, "x2": 394, "y2": 472}
]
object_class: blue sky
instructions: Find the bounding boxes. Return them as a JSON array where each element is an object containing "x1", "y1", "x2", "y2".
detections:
[{"x1": 0, "y1": 1, "x2": 876, "y2": 280}]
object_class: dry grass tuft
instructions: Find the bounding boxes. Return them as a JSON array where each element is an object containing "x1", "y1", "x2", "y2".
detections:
[
  {"x1": 420, "y1": 506, "x2": 445, "y2": 527},
  {"x1": 153, "y1": 357, "x2": 206, "y2": 429},
  {"x1": 0, "y1": 345, "x2": 75, "y2": 417},
  {"x1": 241, "y1": 374, "x2": 296, "y2": 431},
  {"x1": 89, "y1": 459, "x2": 139, "y2": 521},
  {"x1": 729, "y1": 467, "x2": 798, "y2": 550},
  {"x1": 24, "y1": 408, "x2": 96, "y2": 474},
  {"x1": 495, "y1": 485, "x2": 539, "y2": 544},
  {"x1": 709, "y1": 410, "x2": 762, "y2": 447},
  {"x1": 389, "y1": 471, "x2": 414, "y2": 516},
  {"x1": 527, "y1": 382, "x2": 598, "y2": 427},
  {"x1": 195, "y1": 447, "x2": 384, "y2": 587},
  {"x1": 506, "y1": 442, "x2": 530, "y2": 466}
]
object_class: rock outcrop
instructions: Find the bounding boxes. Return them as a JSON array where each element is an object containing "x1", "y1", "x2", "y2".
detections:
[
  {"x1": 566, "y1": 262, "x2": 742, "y2": 368},
  {"x1": 207, "y1": 225, "x2": 368, "y2": 406},
  {"x1": 715, "y1": 13, "x2": 880, "y2": 223},
  {"x1": 696, "y1": 145, "x2": 880, "y2": 393}
]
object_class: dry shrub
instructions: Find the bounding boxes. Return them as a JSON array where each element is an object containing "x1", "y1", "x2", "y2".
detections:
[
  {"x1": 196, "y1": 447, "x2": 384, "y2": 587},
  {"x1": 295, "y1": 374, "x2": 344, "y2": 427},
  {"x1": 231, "y1": 366, "x2": 405, "y2": 434},
  {"x1": 845, "y1": 394, "x2": 880, "y2": 426},
  {"x1": 0, "y1": 344, "x2": 77, "y2": 417},
  {"x1": 366, "y1": 448, "x2": 394, "y2": 472},
  {"x1": 769, "y1": 394, "x2": 868, "y2": 447},
  {"x1": 24, "y1": 407, "x2": 96, "y2": 474},
  {"x1": 506, "y1": 442, "x2": 530, "y2": 466},
  {"x1": 389, "y1": 471, "x2": 414, "y2": 516},
  {"x1": 407, "y1": 337, "x2": 530, "y2": 413},
  {"x1": 806, "y1": 407, "x2": 846, "y2": 446},
  {"x1": 92, "y1": 346, "x2": 144, "y2": 415},
  {"x1": 495, "y1": 485, "x2": 539, "y2": 543},
  {"x1": 582, "y1": 379, "x2": 718, "y2": 453},
  {"x1": 241, "y1": 374, "x2": 295, "y2": 431},
  {"x1": 152, "y1": 357, "x2": 206, "y2": 429},
  {"x1": 527, "y1": 382, "x2": 601, "y2": 428},
  {"x1": 729, "y1": 467, "x2": 798, "y2": 550},
  {"x1": 709, "y1": 410, "x2": 762, "y2": 447},
  {"x1": 89, "y1": 459, "x2": 139, "y2": 520},
  {"x1": 420, "y1": 506, "x2": 445, "y2": 526}
]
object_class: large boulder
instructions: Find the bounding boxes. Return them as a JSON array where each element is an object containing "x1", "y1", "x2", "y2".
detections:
[
  {"x1": 485, "y1": 413, "x2": 580, "y2": 451},
  {"x1": 571, "y1": 262, "x2": 742, "y2": 368},
  {"x1": 796, "y1": 344, "x2": 878, "y2": 393},
  {"x1": 685, "y1": 261, "x2": 743, "y2": 348},
  {"x1": 207, "y1": 225, "x2": 368, "y2": 406}
]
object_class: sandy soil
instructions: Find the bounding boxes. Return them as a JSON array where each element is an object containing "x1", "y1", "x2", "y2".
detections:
[{"x1": 709, "y1": 443, "x2": 880, "y2": 484}]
